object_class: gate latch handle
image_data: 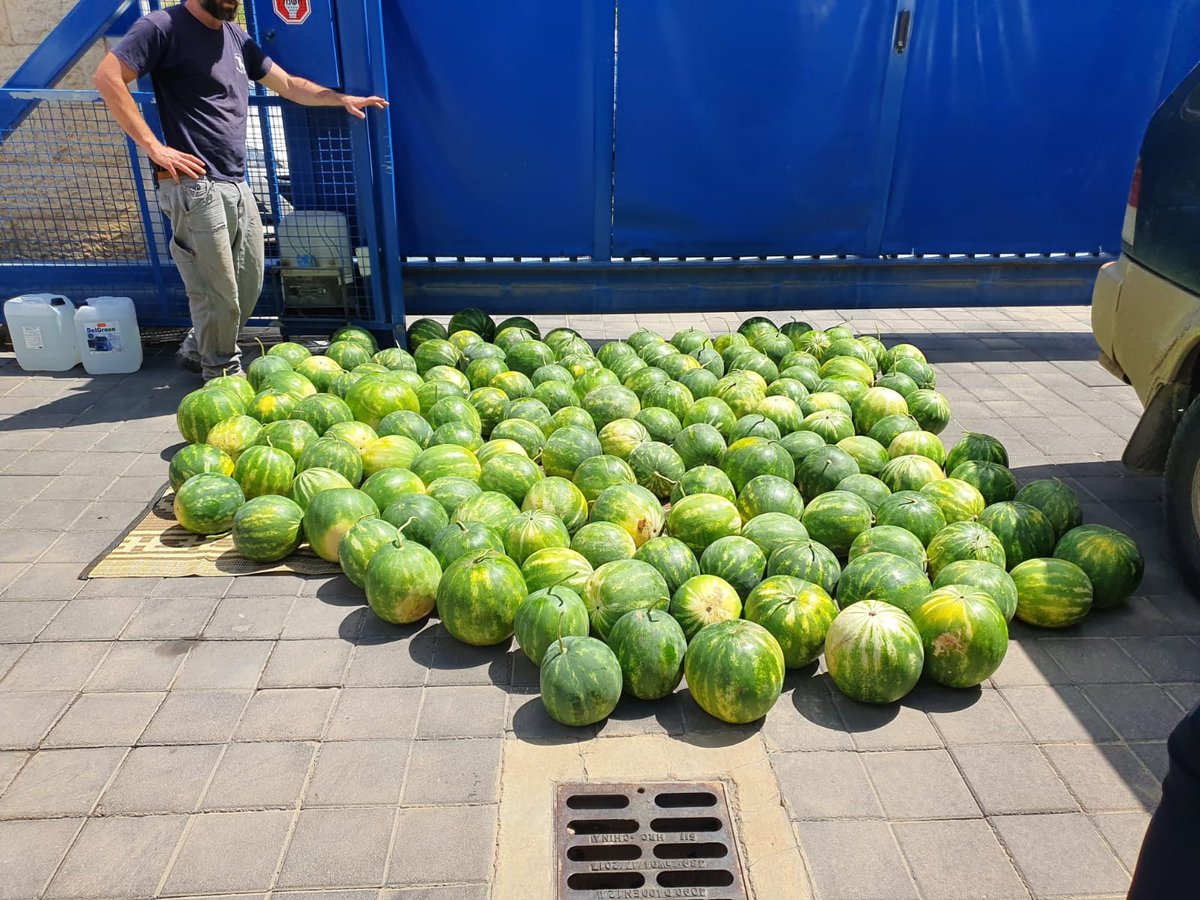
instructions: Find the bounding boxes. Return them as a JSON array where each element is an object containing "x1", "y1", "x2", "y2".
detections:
[{"x1": 894, "y1": 9, "x2": 912, "y2": 54}]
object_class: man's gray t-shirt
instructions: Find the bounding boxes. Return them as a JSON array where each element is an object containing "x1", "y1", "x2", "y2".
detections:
[{"x1": 113, "y1": 6, "x2": 273, "y2": 182}]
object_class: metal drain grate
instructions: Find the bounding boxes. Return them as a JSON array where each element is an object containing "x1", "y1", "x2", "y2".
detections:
[{"x1": 556, "y1": 781, "x2": 748, "y2": 899}]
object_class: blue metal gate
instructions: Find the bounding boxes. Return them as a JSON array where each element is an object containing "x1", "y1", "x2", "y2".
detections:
[{"x1": 2, "y1": 0, "x2": 1198, "y2": 327}]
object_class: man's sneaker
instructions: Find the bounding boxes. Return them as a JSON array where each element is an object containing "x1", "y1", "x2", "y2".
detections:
[{"x1": 176, "y1": 352, "x2": 203, "y2": 374}]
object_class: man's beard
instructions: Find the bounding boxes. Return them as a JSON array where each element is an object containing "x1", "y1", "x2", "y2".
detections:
[{"x1": 200, "y1": 0, "x2": 238, "y2": 21}]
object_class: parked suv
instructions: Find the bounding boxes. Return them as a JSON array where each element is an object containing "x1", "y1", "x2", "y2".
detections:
[{"x1": 1092, "y1": 63, "x2": 1200, "y2": 595}]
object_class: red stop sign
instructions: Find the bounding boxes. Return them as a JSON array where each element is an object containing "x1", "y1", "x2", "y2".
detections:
[{"x1": 274, "y1": 0, "x2": 311, "y2": 25}]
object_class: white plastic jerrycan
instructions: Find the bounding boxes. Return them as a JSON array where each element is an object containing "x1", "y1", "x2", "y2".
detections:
[
  {"x1": 74, "y1": 297, "x2": 143, "y2": 375},
  {"x1": 2, "y1": 294, "x2": 80, "y2": 372}
]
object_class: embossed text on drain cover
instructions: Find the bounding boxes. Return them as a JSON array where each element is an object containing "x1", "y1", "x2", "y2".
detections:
[{"x1": 556, "y1": 781, "x2": 748, "y2": 899}]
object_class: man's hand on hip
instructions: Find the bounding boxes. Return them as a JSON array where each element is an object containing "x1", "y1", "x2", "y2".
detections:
[
  {"x1": 341, "y1": 95, "x2": 389, "y2": 119},
  {"x1": 149, "y1": 143, "x2": 206, "y2": 182}
]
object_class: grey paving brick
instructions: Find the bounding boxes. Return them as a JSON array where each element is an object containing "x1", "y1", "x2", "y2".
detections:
[
  {"x1": 1042, "y1": 743, "x2": 1161, "y2": 813},
  {"x1": 921, "y1": 688, "x2": 1031, "y2": 744},
  {"x1": 0, "y1": 751, "x2": 26, "y2": 795},
  {"x1": 0, "y1": 747, "x2": 125, "y2": 818},
  {"x1": 862, "y1": 749, "x2": 980, "y2": 819},
  {"x1": 402, "y1": 738, "x2": 501, "y2": 805},
  {"x1": 260, "y1": 639, "x2": 351, "y2": 689},
  {"x1": 772, "y1": 750, "x2": 883, "y2": 820},
  {"x1": 344, "y1": 633, "x2": 436, "y2": 687},
  {"x1": 277, "y1": 806, "x2": 395, "y2": 890},
  {"x1": 596, "y1": 694, "x2": 685, "y2": 737},
  {"x1": 0, "y1": 645, "x2": 22, "y2": 680},
  {"x1": 140, "y1": 690, "x2": 250, "y2": 745},
  {"x1": 224, "y1": 574, "x2": 303, "y2": 597},
  {"x1": 326, "y1": 688, "x2": 422, "y2": 741},
  {"x1": 1087, "y1": 598, "x2": 1179, "y2": 638},
  {"x1": 0, "y1": 818, "x2": 83, "y2": 900},
  {"x1": 950, "y1": 743, "x2": 1077, "y2": 815},
  {"x1": 1083, "y1": 683, "x2": 1186, "y2": 741},
  {"x1": 0, "y1": 641, "x2": 109, "y2": 691},
  {"x1": 121, "y1": 595, "x2": 220, "y2": 640},
  {"x1": 1117, "y1": 636, "x2": 1200, "y2": 682},
  {"x1": 0, "y1": 529, "x2": 55, "y2": 563},
  {"x1": 46, "y1": 814, "x2": 186, "y2": 899},
  {"x1": 44, "y1": 691, "x2": 164, "y2": 747},
  {"x1": 0, "y1": 562, "x2": 85, "y2": 602},
  {"x1": 203, "y1": 595, "x2": 295, "y2": 640},
  {"x1": 300, "y1": 573, "x2": 362, "y2": 602},
  {"x1": 991, "y1": 812, "x2": 1130, "y2": 896},
  {"x1": 893, "y1": 819, "x2": 1026, "y2": 900},
  {"x1": 150, "y1": 576, "x2": 234, "y2": 599},
  {"x1": 381, "y1": 888, "x2": 489, "y2": 900},
  {"x1": 999, "y1": 684, "x2": 1116, "y2": 743},
  {"x1": 1132, "y1": 740, "x2": 1170, "y2": 783},
  {"x1": 832, "y1": 694, "x2": 943, "y2": 751},
  {"x1": 387, "y1": 805, "x2": 497, "y2": 885},
  {"x1": 280, "y1": 595, "x2": 365, "y2": 640},
  {"x1": 509, "y1": 650, "x2": 539, "y2": 688},
  {"x1": 305, "y1": 740, "x2": 409, "y2": 806},
  {"x1": 2, "y1": 502, "x2": 84, "y2": 532},
  {"x1": 36, "y1": 475, "x2": 109, "y2": 501},
  {"x1": 1149, "y1": 594, "x2": 1200, "y2": 634},
  {"x1": 1092, "y1": 811, "x2": 1152, "y2": 872},
  {"x1": 426, "y1": 627, "x2": 511, "y2": 685},
  {"x1": 98, "y1": 744, "x2": 222, "y2": 815},
  {"x1": 793, "y1": 820, "x2": 919, "y2": 900},
  {"x1": 84, "y1": 640, "x2": 191, "y2": 692},
  {"x1": 761, "y1": 679, "x2": 853, "y2": 751},
  {"x1": 233, "y1": 688, "x2": 337, "y2": 742},
  {"x1": 162, "y1": 810, "x2": 293, "y2": 896},
  {"x1": 0, "y1": 602, "x2": 64, "y2": 645},
  {"x1": 0, "y1": 691, "x2": 73, "y2": 749},
  {"x1": 173, "y1": 640, "x2": 274, "y2": 690},
  {"x1": 278, "y1": 893, "x2": 375, "y2": 900},
  {"x1": 201, "y1": 740, "x2": 315, "y2": 811},
  {"x1": 506, "y1": 689, "x2": 594, "y2": 742},
  {"x1": 0, "y1": 563, "x2": 30, "y2": 596},
  {"x1": 415, "y1": 684, "x2": 507, "y2": 739},
  {"x1": 1041, "y1": 637, "x2": 1152, "y2": 683},
  {"x1": 37, "y1": 594, "x2": 145, "y2": 642}
]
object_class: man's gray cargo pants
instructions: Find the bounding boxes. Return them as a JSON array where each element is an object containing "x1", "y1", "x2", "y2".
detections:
[{"x1": 158, "y1": 176, "x2": 264, "y2": 380}]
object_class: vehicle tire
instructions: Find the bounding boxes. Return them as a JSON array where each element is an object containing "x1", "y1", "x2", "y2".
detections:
[{"x1": 1164, "y1": 395, "x2": 1200, "y2": 598}]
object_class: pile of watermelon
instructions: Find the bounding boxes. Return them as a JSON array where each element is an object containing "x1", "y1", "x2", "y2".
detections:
[{"x1": 169, "y1": 310, "x2": 1145, "y2": 724}]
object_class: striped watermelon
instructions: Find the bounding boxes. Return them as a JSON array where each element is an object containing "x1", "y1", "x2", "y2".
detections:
[
  {"x1": 590, "y1": 484, "x2": 665, "y2": 548},
  {"x1": 205, "y1": 415, "x2": 262, "y2": 463},
  {"x1": 431, "y1": 521, "x2": 505, "y2": 570},
  {"x1": 1053, "y1": 524, "x2": 1143, "y2": 609},
  {"x1": 905, "y1": 389, "x2": 951, "y2": 435},
  {"x1": 848, "y1": 526, "x2": 926, "y2": 569},
  {"x1": 542, "y1": 425, "x2": 603, "y2": 479},
  {"x1": 743, "y1": 575, "x2": 839, "y2": 668},
  {"x1": 230, "y1": 495, "x2": 304, "y2": 562},
  {"x1": 852, "y1": 387, "x2": 909, "y2": 435},
  {"x1": 874, "y1": 492, "x2": 947, "y2": 546},
  {"x1": 345, "y1": 376, "x2": 419, "y2": 429},
  {"x1": 584, "y1": 559, "x2": 672, "y2": 640},
  {"x1": 880, "y1": 454, "x2": 945, "y2": 493},
  {"x1": 437, "y1": 550, "x2": 528, "y2": 644},
  {"x1": 730, "y1": 414, "x2": 782, "y2": 443},
  {"x1": 479, "y1": 453, "x2": 544, "y2": 505},
  {"x1": 521, "y1": 547, "x2": 594, "y2": 596},
  {"x1": 522, "y1": 477, "x2": 589, "y2": 533},
  {"x1": 293, "y1": 393, "x2": 354, "y2": 436},
  {"x1": 920, "y1": 478, "x2": 986, "y2": 524},
  {"x1": 177, "y1": 387, "x2": 246, "y2": 443},
  {"x1": 633, "y1": 536, "x2": 701, "y2": 596},
  {"x1": 365, "y1": 540, "x2": 443, "y2": 625},
  {"x1": 1010, "y1": 558, "x2": 1093, "y2": 628},
  {"x1": 684, "y1": 620, "x2": 785, "y2": 724},
  {"x1": 825, "y1": 600, "x2": 924, "y2": 704},
  {"x1": 412, "y1": 444, "x2": 482, "y2": 484},
  {"x1": 514, "y1": 586, "x2": 591, "y2": 665},
  {"x1": 504, "y1": 510, "x2": 572, "y2": 567},
  {"x1": 800, "y1": 490, "x2": 873, "y2": 556},
  {"x1": 926, "y1": 521, "x2": 1007, "y2": 578},
  {"x1": 572, "y1": 455, "x2": 636, "y2": 504},
  {"x1": 912, "y1": 586, "x2": 1008, "y2": 688},
  {"x1": 672, "y1": 423, "x2": 729, "y2": 469},
  {"x1": 597, "y1": 418, "x2": 651, "y2": 460},
  {"x1": 169, "y1": 444, "x2": 235, "y2": 492},
  {"x1": 174, "y1": 473, "x2": 245, "y2": 535},
  {"x1": 326, "y1": 420, "x2": 379, "y2": 453},
  {"x1": 671, "y1": 466, "x2": 737, "y2": 504},
  {"x1": 427, "y1": 475, "x2": 481, "y2": 517},
  {"x1": 835, "y1": 552, "x2": 932, "y2": 614},
  {"x1": 740, "y1": 513, "x2": 810, "y2": 557},
  {"x1": 255, "y1": 419, "x2": 319, "y2": 462},
  {"x1": 796, "y1": 447, "x2": 860, "y2": 499},
  {"x1": 767, "y1": 539, "x2": 842, "y2": 594},
  {"x1": 382, "y1": 493, "x2": 451, "y2": 546},
  {"x1": 571, "y1": 522, "x2": 637, "y2": 568},
  {"x1": 721, "y1": 437, "x2": 795, "y2": 494},
  {"x1": 290, "y1": 467, "x2": 354, "y2": 512},
  {"x1": 451, "y1": 491, "x2": 521, "y2": 533},
  {"x1": 1016, "y1": 479, "x2": 1084, "y2": 540},
  {"x1": 583, "y1": 385, "x2": 641, "y2": 430},
  {"x1": 868, "y1": 413, "x2": 922, "y2": 449},
  {"x1": 978, "y1": 502, "x2": 1056, "y2": 570},
  {"x1": 298, "y1": 437, "x2": 363, "y2": 486},
  {"x1": 950, "y1": 460, "x2": 1018, "y2": 506},
  {"x1": 540, "y1": 636, "x2": 623, "y2": 726},
  {"x1": 360, "y1": 468, "x2": 425, "y2": 511},
  {"x1": 491, "y1": 418, "x2": 546, "y2": 457},
  {"x1": 945, "y1": 432, "x2": 1009, "y2": 474},
  {"x1": 934, "y1": 560, "x2": 1018, "y2": 622},
  {"x1": 629, "y1": 441, "x2": 687, "y2": 500},
  {"x1": 836, "y1": 436, "x2": 891, "y2": 477},
  {"x1": 302, "y1": 488, "x2": 379, "y2": 562},
  {"x1": 737, "y1": 475, "x2": 805, "y2": 520},
  {"x1": 683, "y1": 397, "x2": 737, "y2": 437},
  {"x1": 670, "y1": 575, "x2": 743, "y2": 640},
  {"x1": 666, "y1": 493, "x2": 742, "y2": 555},
  {"x1": 232, "y1": 445, "x2": 296, "y2": 500},
  {"x1": 836, "y1": 474, "x2": 892, "y2": 513},
  {"x1": 699, "y1": 536, "x2": 767, "y2": 600},
  {"x1": 338, "y1": 517, "x2": 399, "y2": 587},
  {"x1": 205, "y1": 374, "x2": 256, "y2": 407}
]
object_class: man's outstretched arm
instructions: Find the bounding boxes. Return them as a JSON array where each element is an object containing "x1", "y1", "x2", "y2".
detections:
[
  {"x1": 92, "y1": 52, "x2": 205, "y2": 181},
  {"x1": 259, "y1": 64, "x2": 388, "y2": 120}
]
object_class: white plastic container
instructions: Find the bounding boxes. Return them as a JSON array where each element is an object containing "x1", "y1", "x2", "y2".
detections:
[
  {"x1": 2, "y1": 294, "x2": 80, "y2": 372},
  {"x1": 73, "y1": 297, "x2": 143, "y2": 375}
]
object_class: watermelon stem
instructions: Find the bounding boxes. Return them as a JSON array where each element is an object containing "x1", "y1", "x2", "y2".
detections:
[{"x1": 394, "y1": 517, "x2": 417, "y2": 544}]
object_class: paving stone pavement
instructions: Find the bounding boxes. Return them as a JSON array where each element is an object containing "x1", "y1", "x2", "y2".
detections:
[{"x1": 0, "y1": 306, "x2": 1195, "y2": 899}]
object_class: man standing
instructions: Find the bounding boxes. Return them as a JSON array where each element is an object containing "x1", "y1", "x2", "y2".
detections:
[{"x1": 94, "y1": 0, "x2": 386, "y2": 379}]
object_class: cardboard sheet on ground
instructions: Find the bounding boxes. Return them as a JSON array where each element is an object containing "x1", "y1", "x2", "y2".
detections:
[{"x1": 84, "y1": 485, "x2": 339, "y2": 578}]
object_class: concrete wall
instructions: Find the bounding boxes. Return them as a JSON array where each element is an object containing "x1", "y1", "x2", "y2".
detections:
[{"x1": 0, "y1": 0, "x2": 111, "y2": 88}]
